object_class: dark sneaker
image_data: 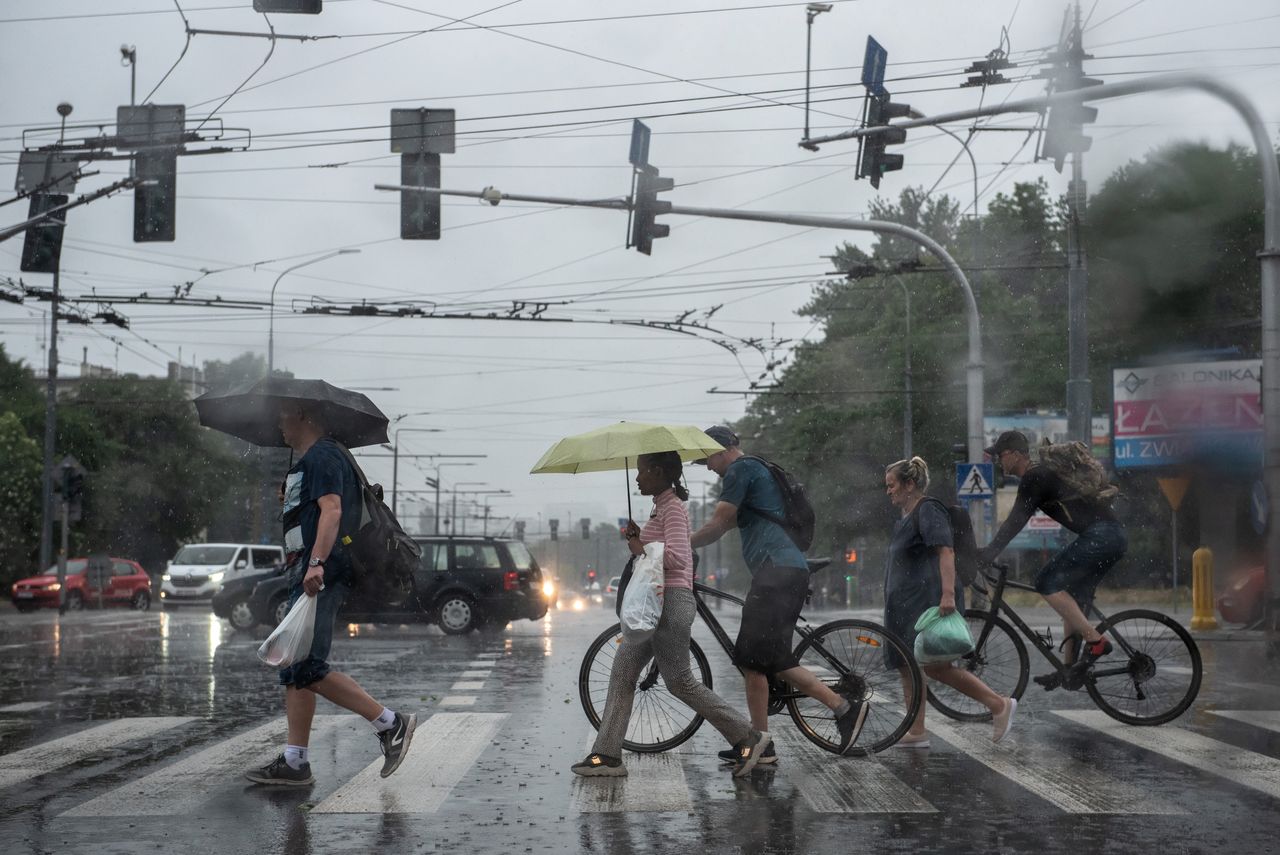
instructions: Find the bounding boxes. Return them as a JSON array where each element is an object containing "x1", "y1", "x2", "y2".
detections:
[
  {"x1": 1034, "y1": 671, "x2": 1063, "y2": 691},
  {"x1": 836, "y1": 701, "x2": 869, "y2": 755},
  {"x1": 244, "y1": 754, "x2": 314, "y2": 786},
  {"x1": 377, "y1": 712, "x2": 417, "y2": 779},
  {"x1": 571, "y1": 753, "x2": 626, "y2": 777},
  {"x1": 732, "y1": 731, "x2": 772, "y2": 778},
  {"x1": 1065, "y1": 638, "x2": 1113, "y2": 683},
  {"x1": 719, "y1": 741, "x2": 777, "y2": 765}
]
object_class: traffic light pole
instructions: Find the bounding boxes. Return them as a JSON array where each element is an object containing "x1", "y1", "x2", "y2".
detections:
[
  {"x1": 376, "y1": 182, "x2": 987, "y2": 461},
  {"x1": 39, "y1": 261, "x2": 60, "y2": 577},
  {"x1": 1066, "y1": 149, "x2": 1091, "y2": 445}
]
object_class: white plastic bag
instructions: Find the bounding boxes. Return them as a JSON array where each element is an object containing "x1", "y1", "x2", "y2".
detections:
[
  {"x1": 620, "y1": 542, "x2": 664, "y2": 644},
  {"x1": 257, "y1": 591, "x2": 318, "y2": 667}
]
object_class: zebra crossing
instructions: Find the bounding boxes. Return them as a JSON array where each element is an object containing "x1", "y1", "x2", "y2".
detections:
[{"x1": 5, "y1": 706, "x2": 1270, "y2": 819}]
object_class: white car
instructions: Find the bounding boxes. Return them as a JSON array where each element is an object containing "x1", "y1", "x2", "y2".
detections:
[
  {"x1": 604, "y1": 576, "x2": 623, "y2": 604},
  {"x1": 161, "y1": 543, "x2": 283, "y2": 608}
]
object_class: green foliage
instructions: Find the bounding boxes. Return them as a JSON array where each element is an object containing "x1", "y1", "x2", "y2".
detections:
[{"x1": 0, "y1": 411, "x2": 42, "y2": 584}]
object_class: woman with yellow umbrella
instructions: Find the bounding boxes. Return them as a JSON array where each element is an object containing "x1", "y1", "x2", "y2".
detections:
[{"x1": 532, "y1": 424, "x2": 771, "y2": 778}]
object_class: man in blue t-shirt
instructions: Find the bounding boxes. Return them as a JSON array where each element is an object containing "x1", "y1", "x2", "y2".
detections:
[
  {"x1": 243, "y1": 401, "x2": 417, "y2": 787},
  {"x1": 691, "y1": 426, "x2": 868, "y2": 762}
]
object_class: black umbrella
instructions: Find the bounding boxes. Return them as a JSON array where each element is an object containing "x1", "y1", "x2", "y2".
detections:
[{"x1": 194, "y1": 377, "x2": 390, "y2": 448}]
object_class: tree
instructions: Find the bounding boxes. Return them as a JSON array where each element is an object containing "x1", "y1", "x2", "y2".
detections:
[{"x1": 0, "y1": 411, "x2": 42, "y2": 586}]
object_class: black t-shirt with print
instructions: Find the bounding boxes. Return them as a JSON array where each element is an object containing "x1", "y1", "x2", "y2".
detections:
[{"x1": 281, "y1": 438, "x2": 362, "y2": 583}]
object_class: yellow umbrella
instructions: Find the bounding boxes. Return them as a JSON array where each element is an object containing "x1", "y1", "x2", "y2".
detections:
[{"x1": 530, "y1": 422, "x2": 726, "y2": 517}]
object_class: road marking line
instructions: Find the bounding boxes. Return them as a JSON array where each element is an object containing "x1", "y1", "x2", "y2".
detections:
[
  {"x1": 772, "y1": 728, "x2": 936, "y2": 813},
  {"x1": 59, "y1": 716, "x2": 347, "y2": 817},
  {"x1": 926, "y1": 716, "x2": 1181, "y2": 814},
  {"x1": 312, "y1": 712, "x2": 506, "y2": 814},
  {"x1": 439, "y1": 696, "x2": 477, "y2": 707},
  {"x1": 476, "y1": 652, "x2": 501, "y2": 658},
  {"x1": 1208, "y1": 710, "x2": 1280, "y2": 735},
  {"x1": 0, "y1": 702, "x2": 51, "y2": 713},
  {"x1": 451, "y1": 681, "x2": 485, "y2": 690},
  {"x1": 459, "y1": 670, "x2": 491, "y2": 678},
  {"x1": 570, "y1": 751, "x2": 693, "y2": 812},
  {"x1": 1054, "y1": 710, "x2": 1280, "y2": 801},
  {"x1": 0, "y1": 717, "x2": 193, "y2": 790},
  {"x1": 466, "y1": 660, "x2": 495, "y2": 668}
]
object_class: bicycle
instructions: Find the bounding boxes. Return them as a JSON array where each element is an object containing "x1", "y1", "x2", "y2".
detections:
[
  {"x1": 926, "y1": 561, "x2": 1203, "y2": 726},
  {"x1": 577, "y1": 559, "x2": 924, "y2": 756}
]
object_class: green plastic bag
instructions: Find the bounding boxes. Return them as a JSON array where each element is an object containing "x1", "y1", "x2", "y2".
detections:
[{"x1": 913, "y1": 606, "x2": 974, "y2": 664}]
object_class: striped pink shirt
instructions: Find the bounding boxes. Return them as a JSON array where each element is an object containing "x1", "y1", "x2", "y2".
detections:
[{"x1": 639, "y1": 488, "x2": 694, "y2": 589}]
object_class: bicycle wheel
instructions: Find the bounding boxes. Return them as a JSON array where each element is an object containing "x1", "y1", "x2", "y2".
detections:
[
  {"x1": 1085, "y1": 608, "x2": 1202, "y2": 725},
  {"x1": 927, "y1": 610, "x2": 1029, "y2": 722},
  {"x1": 786, "y1": 619, "x2": 922, "y2": 756},
  {"x1": 577, "y1": 622, "x2": 712, "y2": 753}
]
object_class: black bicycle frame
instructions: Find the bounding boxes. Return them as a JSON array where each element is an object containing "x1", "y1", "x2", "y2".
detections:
[
  {"x1": 690, "y1": 581, "x2": 852, "y2": 696},
  {"x1": 968, "y1": 566, "x2": 1139, "y2": 682}
]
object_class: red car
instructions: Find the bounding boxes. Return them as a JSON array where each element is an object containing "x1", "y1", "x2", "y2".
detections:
[{"x1": 11, "y1": 557, "x2": 153, "y2": 612}]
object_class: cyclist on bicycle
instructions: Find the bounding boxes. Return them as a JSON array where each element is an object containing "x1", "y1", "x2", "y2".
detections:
[
  {"x1": 979, "y1": 430, "x2": 1128, "y2": 687},
  {"x1": 691, "y1": 425, "x2": 868, "y2": 762}
]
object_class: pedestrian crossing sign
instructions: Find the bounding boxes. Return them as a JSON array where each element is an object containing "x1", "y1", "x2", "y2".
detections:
[{"x1": 956, "y1": 462, "x2": 994, "y2": 499}]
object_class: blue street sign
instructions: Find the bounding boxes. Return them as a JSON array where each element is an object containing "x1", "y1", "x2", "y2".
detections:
[
  {"x1": 629, "y1": 120, "x2": 652, "y2": 168},
  {"x1": 861, "y1": 36, "x2": 888, "y2": 97},
  {"x1": 956, "y1": 463, "x2": 994, "y2": 499}
]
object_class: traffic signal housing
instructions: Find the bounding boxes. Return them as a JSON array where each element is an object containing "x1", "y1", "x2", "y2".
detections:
[
  {"x1": 400, "y1": 152, "x2": 441, "y2": 240},
  {"x1": 858, "y1": 93, "x2": 911, "y2": 189},
  {"x1": 630, "y1": 165, "x2": 673, "y2": 255},
  {"x1": 581, "y1": 518, "x2": 591, "y2": 540},
  {"x1": 134, "y1": 150, "x2": 177, "y2": 242},
  {"x1": 20, "y1": 194, "x2": 68, "y2": 273},
  {"x1": 1041, "y1": 79, "x2": 1100, "y2": 172},
  {"x1": 549, "y1": 519, "x2": 559, "y2": 541}
]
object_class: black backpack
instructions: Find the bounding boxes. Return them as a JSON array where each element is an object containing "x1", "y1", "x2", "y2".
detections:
[
  {"x1": 743, "y1": 456, "x2": 816, "y2": 552},
  {"x1": 914, "y1": 497, "x2": 980, "y2": 586},
  {"x1": 335, "y1": 446, "x2": 422, "y2": 600}
]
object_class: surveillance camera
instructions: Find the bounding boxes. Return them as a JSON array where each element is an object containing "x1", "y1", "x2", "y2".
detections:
[{"x1": 807, "y1": 3, "x2": 834, "y2": 12}]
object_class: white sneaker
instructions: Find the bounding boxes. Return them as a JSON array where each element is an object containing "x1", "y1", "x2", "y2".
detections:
[
  {"x1": 895, "y1": 732, "x2": 931, "y2": 750},
  {"x1": 992, "y1": 697, "x2": 1017, "y2": 743}
]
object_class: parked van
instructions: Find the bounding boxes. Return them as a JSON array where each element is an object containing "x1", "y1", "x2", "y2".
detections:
[{"x1": 161, "y1": 543, "x2": 284, "y2": 607}]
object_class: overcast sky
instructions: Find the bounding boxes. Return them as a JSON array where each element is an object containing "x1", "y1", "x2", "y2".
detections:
[{"x1": 3, "y1": 0, "x2": 1279, "y2": 533}]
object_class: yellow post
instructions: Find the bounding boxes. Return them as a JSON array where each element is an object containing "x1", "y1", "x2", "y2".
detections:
[{"x1": 1190, "y1": 547, "x2": 1219, "y2": 631}]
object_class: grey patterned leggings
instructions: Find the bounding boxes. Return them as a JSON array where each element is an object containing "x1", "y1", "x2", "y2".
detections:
[{"x1": 592, "y1": 586, "x2": 753, "y2": 757}]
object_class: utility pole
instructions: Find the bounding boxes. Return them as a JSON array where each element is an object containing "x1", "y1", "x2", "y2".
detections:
[{"x1": 38, "y1": 102, "x2": 73, "y2": 576}]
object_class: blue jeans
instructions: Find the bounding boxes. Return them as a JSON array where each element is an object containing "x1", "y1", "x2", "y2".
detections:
[
  {"x1": 1035, "y1": 520, "x2": 1127, "y2": 609},
  {"x1": 277, "y1": 571, "x2": 350, "y2": 690}
]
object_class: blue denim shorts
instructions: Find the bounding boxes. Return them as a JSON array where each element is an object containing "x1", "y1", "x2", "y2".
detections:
[
  {"x1": 1035, "y1": 520, "x2": 1127, "y2": 608},
  {"x1": 277, "y1": 573, "x2": 350, "y2": 690}
]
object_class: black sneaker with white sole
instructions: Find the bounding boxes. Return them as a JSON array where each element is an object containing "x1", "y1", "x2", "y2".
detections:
[
  {"x1": 244, "y1": 754, "x2": 315, "y2": 786},
  {"x1": 836, "y1": 700, "x2": 869, "y2": 755},
  {"x1": 377, "y1": 712, "x2": 417, "y2": 778},
  {"x1": 571, "y1": 753, "x2": 627, "y2": 777},
  {"x1": 718, "y1": 741, "x2": 778, "y2": 765},
  {"x1": 732, "y1": 730, "x2": 772, "y2": 778}
]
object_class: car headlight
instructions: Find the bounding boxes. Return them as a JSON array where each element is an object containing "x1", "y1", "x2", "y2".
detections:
[
  {"x1": 47, "y1": 583, "x2": 61, "y2": 592},
  {"x1": 541, "y1": 580, "x2": 555, "y2": 598},
  {"x1": 162, "y1": 573, "x2": 171, "y2": 581},
  {"x1": 208, "y1": 572, "x2": 225, "y2": 585}
]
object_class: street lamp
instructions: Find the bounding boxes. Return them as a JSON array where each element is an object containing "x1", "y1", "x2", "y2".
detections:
[
  {"x1": 802, "y1": 3, "x2": 833, "y2": 142},
  {"x1": 389, "y1": 426, "x2": 444, "y2": 518},
  {"x1": 452, "y1": 482, "x2": 487, "y2": 534},
  {"x1": 266, "y1": 248, "x2": 360, "y2": 379}
]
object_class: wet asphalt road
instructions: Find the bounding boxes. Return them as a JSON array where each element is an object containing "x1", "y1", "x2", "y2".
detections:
[{"x1": 2, "y1": 601, "x2": 1279, "y2": 855}]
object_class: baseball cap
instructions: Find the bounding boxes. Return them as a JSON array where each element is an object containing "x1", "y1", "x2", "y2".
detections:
[
  {"x1": 984, "y1": 429, "x2": 1029, "y2": 458},
  {"x1": 693, "y1": 425, "x2": 739, "y2": 465}
]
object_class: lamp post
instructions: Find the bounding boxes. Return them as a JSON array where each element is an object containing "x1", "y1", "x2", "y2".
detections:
[
  {"x1": 389, "y1": 426, "x2": 443, "y2": 518},
  {"x1": 889, "y1": 274, "x2": 913, "y2": 460},
  {"x1": 266, "y1": 248, "x2": 360, "y2": 378},
  {"x1": 802, "y1": 3, "x2": 833, "y2": 142},
  {"x1": 455, "y1": 488, "x2": 509, "y2": 535},
  {"x1": 452, "y1": 482, "x2": 487, "y2": 534}
]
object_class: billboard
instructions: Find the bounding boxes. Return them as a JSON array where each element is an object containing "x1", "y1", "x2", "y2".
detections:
[
  {"x1": 984, "y1": 414, "x2": 1111, "y2": 460},
  {"x1": 1112, "y1": 359, "x2": 1262, "y2": 470}
]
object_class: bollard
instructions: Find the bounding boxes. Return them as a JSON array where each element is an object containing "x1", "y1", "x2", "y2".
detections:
[{"x1": 1190, "y1": 547, "x2": 1219, "y2": 631}]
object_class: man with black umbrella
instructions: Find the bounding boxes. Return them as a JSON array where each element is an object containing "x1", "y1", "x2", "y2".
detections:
[{"x1": 244, "y1": 401, "x2": 416, "y2": 786}]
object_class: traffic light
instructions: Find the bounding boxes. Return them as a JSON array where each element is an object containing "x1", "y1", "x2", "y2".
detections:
[
  {"x1": 857, "y1": 93, "x2": 911, "y2": 189},
  {"x1": 630, "y1": 164, "x2": 673, "y2": 255},
  {"x1": 253, "y1": 1, "x2": 322, "y2": 11},
  {"x1": 20, "y1": 194, "x2": 68, "y2": 273},
  {"x1": 400, "y1": 152, "x2": 440, "y2": 239},
  {"x1": 1039, "y1": 19, "x2": 1100, "y2": 172},
  {"x1": 391, "y1": 108, "x2": 454, "y2": 240},
  {"x1": 581, "y1": 518, "x2": 591, "y2": 540},
  {"x1": 134, "y1": 150, "x2": 177, "y2": 242},
  {"x1": 586, "y1": 569, "x2": 597, "y2": 584},
  {"x1": 844, "y1": 548, "x2": 858, "y2": 565},
  {"x1": 515, "y1": 520, "x2": 526, "y2": 542},
  {"x1": 549, "y1": 519, "x2": 559, "y2": 541}
]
